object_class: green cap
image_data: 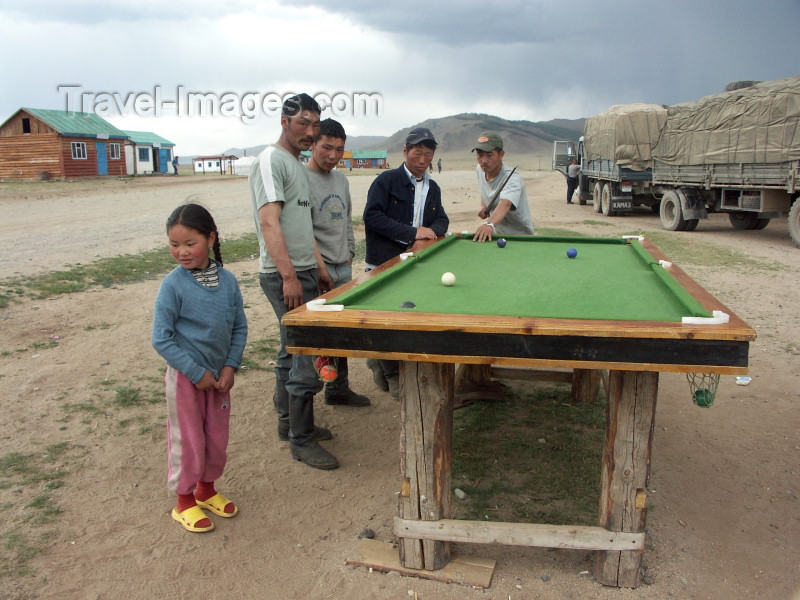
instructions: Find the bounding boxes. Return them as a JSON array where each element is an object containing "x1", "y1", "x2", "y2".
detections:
[{"x1": 472, "y1": 131, "x2": 503, "y2": 152}]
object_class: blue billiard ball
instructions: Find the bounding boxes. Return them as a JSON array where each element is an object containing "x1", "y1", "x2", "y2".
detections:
[
  {"x1": 567, "y1": 247, "x2": 578, "y2": 258},
  {"x1": 497, "y1": 238, "x2": 507, "y2": 248}
]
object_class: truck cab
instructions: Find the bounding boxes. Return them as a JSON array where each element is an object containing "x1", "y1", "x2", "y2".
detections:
[
  {"x1": 552, "y1": 139, "x2": 578, "y2": 177},
  {"x1": 552, "y1": 139, "x2": 591, "y2": 205}
]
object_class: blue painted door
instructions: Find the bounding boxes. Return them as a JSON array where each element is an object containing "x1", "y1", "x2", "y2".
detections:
[
  {"x1": 96, "y1": 142, "x2": 108, "y2": 175},
  {"x1": 159, "y1": 148, "x2": 170, "y2": 173}
]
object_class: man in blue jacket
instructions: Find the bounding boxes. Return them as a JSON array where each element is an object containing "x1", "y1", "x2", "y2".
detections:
[{"x1": 362, "y1": 127, "x2": 449, "y2": 398}]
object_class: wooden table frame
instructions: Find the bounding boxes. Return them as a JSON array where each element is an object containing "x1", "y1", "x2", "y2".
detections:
[{"x1": 284, "y1": 237, "x2": 754, "y2": 588}]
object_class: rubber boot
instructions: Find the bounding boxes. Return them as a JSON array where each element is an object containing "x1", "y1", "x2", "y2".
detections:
[
  {"x1": 288, "y1": 392, "x2": 338, "y2": 469},
  {"x1": 324, "y1": 358, "x2": 371, "y2": 406},
  {"x1": 380, "y1": 359, "x2": 400, "y2": 400},
  {"x1": 366, "y1": 358, "x2": 389, "y2": 392},
  {"x1": 278, "y1": 378, "x2": 331, "y2": 440},
  {"x1": 323, "y1": 356, "x2": 349, "y2": 396}
]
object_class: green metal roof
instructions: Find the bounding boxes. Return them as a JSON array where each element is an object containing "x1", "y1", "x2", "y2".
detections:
[
  {"x1": 21, "y1": 107, "x2": 128, "y2": 139},
  {"x1": 353, "y1": 149, "x2": 387, "y2": 159},
  {"x1": 121, "y1": 130, "x2": 175, "y2": 146}
]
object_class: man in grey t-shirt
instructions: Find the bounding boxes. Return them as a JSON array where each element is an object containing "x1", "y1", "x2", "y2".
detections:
[
  {"x1": 249, "y1": 93, "x2": 338, "y2": 470},
  {"x1": 566, "y1": 159, "x2": 580, "y2": 204},
  {"x1": 307, "y1": 119, "x2": 370, "y2": 407},
  {"x1": 472, "y1": 131, "x2": 534, "y2": 242}
]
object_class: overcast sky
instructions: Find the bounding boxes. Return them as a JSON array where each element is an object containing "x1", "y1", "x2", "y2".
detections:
[{"x1": 1, "y1": 0, "x2": 798, "y2": 155}]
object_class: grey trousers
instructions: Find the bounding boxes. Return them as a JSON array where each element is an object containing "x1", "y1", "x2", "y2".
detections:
[{"x1": 259, "y1": 269, "x2": 323, "y2": 444}]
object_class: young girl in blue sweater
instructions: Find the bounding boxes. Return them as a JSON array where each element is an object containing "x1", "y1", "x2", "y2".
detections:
[{"x1": 152, "y1": 204, "x2": 248, "y2": 533}]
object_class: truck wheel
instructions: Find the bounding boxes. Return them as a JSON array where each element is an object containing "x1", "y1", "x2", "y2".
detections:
[
  {"x1": 789, "y1": 200, "x2": 800, "y2": 247},
  {"x1": 593, "y1": 182, "x2": 603, "y2": 213},
  {"x1": 660, "y1": 190, "x2": 688, "y2": 231},
  {"x1": 601, "y1": 184, "x2": 616, "y2": 217},
  {"x1": 754, "y1": 218, "x2": 770, "y2": 230},
  {"x1": 685, "y1": 219, "x2": 699, "y2": 231},
  {"x1": 729, "y1": 211, "x2": 761, "y2": 230}
]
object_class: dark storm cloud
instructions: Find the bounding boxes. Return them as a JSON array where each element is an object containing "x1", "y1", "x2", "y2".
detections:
[
  {"x1": 280, "y1": 0, "x2": 800, "y2": 113},
  {"x1": 2, "y1": 0, "x2": 798, "y2": 152},
  {"x1": 290, "y1": 0, "x2": 568, "y2": 45}
]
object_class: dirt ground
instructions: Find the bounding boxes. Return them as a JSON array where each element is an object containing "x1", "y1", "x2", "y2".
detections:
[{"x1": 1, "y1": 169, "x2": 798, "y2": 600}]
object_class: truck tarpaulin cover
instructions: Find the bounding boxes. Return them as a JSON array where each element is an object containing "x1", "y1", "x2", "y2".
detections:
[
  {"x1": 583, "y1": 104, "x2": 667, "y2": 171},
  {"x1": 653, "y1": 75, "x2": 800, "y2": 165}
]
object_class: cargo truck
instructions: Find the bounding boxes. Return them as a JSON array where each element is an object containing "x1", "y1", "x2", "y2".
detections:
[{"x1": 552, "y1": 76, "x2": 800, "y2": 247}]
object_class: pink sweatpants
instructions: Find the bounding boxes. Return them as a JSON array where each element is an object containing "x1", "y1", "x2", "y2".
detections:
[{"x1": 165, "y1": 366, "x2": 231, "y2": 495}]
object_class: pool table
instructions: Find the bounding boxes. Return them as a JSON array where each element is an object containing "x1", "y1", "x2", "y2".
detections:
[{"x1": 283, "y1": 234, "x2": 755, "y2": 588}]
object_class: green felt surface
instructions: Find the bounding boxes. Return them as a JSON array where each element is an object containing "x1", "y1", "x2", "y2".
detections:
[{"x1": 333, "y1": 235, "x2": 712, "y2": 322}]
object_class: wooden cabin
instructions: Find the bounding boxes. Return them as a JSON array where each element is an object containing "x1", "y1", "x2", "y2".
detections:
[
  {"x1": 336, "y1": 150, "x2": 388, "y2": 169},
  {"x1": 0, "y1": 108, "x2": 129, "y2": 180},
  {"x1": 338, "y1": 150, "x2": 354, "y2": 169},
  {"x1": 122, "y1": 130, "x2": 176, "y2": 175},
  {"x1": 352, "y1": 149, "x2": 387, "y2": 168}
]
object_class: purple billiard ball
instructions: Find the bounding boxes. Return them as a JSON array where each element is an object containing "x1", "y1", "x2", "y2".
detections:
[
  {"x1": 567, "y1": 247, "x2": 578, "y2": 258},
  {"x1": 497, "y1": 238, "x2": 507, "y2": 248}
]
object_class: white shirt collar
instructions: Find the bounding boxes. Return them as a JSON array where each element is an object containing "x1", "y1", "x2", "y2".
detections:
[{"x1": 403, "y1": 164, "x2": 427, "y2": 184}]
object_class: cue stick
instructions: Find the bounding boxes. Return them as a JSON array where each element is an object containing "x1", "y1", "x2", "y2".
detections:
[{"x1": 484, "y1": 163, "x2": 518, "y2": 215}]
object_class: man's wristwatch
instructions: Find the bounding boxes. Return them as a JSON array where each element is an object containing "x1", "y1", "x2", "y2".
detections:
[{"x1": 483, "y1": 221, "x2": 495, "y2": 229}]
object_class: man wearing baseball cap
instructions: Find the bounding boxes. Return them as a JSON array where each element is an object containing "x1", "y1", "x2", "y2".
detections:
[
  {"x1": 362, "y1": 126, "x2": 450, "y2": 398},
  {"x1": 472, "y1": 131, "x2": 534, "y2": 242}
]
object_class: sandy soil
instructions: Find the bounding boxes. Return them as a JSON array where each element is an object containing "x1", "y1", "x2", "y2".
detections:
[{"x1": 1, "y1": 169, "x2": 798, "y2": 600}]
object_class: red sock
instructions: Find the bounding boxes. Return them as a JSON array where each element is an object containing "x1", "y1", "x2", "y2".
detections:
[
  {"x1": 196, "y1": 481, "x2": 235, "y2": 515},
  {"x1": 195, "y1": 481, "x2": 216, "y2": 502},
  {"x1": 176, "y1": 492, "x2": 212, "y2": 528},
  {"x1": 177, "y1": 492, "x2": 197, "y2": 512}
]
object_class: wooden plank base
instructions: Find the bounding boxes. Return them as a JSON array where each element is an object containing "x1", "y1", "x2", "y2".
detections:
[
  {"x1": 395, "y1": 517, "x2": 644, "y2": 551},
  {"x1": 346, "y1": 538, "x2": 496, "y2": 588}
]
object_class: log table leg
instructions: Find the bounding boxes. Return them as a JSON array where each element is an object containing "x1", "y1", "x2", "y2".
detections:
[
  {"x1": 594, "y1": 370, "x2": 659, "y2": 587},
  {"x1": 571, "y1": 368, "x2": 603, "y2": 403},
  {"x1": 398, "y1": 361, "x2": 454, "y2": 570},
  {"x1": 454, "y1": 363, "x2": 505, "y2": 407}
]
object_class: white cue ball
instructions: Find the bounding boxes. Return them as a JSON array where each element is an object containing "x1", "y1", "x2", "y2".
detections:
[{"x1": 441, "y1": 272, "x2": 456, "y2": 286}]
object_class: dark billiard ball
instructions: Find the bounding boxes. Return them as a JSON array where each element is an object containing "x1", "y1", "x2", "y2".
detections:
[
  {"x1": 497, "y1": 238, "x2": 507, "y2": 248},
  {"x1": 400, "y1": 301, "x2": 416, "y2": 308},
  {"x1": 567, "y1": 247, "x2": 578, "y2": 258}
]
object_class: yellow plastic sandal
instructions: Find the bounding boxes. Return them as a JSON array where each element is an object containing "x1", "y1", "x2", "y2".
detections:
[
  {"x1": 196, "y1": 493, "x2": 238, "y2": 517},
  {"x1": 171, "y1": 505, "x2": 214, "y2": 532}
]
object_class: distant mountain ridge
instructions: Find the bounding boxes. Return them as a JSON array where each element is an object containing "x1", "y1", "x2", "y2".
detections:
[
  {"x1": 217, "y1": 134, "x2": 388, "y2": 159},
  {"x1": 212, "y1": 113, "x2": 585, "y2": 158},
  {"x1": 368, "y1": 113, "x2": 585, "y2": 155}
]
